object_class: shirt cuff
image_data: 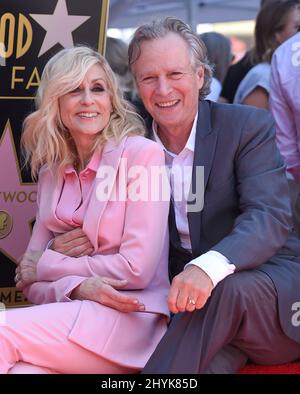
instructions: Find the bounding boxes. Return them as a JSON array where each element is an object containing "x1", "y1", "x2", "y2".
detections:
[{"x1": 185, "y1": 250, "x2": 236, "y2": 287}]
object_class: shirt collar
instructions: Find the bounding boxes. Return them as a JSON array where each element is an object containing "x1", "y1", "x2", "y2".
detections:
[
  {"x1": 64, "y1": 149, "x2": 102, "y2": 176},
  {"x1": 152, "y1": 112, "x2": 198, "y2": 156}
]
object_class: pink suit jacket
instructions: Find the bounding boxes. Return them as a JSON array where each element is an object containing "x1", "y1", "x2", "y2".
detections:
[{"x1": 23, "y1": 135, "x2": 170, "y2": 368}]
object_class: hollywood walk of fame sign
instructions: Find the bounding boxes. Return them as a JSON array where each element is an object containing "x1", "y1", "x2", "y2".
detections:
[{"x1": 0, "y1": 0, "x2": 109, "y2": 306}]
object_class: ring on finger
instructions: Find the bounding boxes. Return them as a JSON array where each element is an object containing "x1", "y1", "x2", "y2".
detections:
[{"x1": 188, "y1": 296, "x2": 196, "y2": 305}]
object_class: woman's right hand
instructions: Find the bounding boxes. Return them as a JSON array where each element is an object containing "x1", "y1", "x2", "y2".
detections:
[
  {"x1": 50, "y1": 228, "x2": 94, "y2": 257},
  {"x1": 71, "y1": 276, "x2": 146, "y2": 313}
]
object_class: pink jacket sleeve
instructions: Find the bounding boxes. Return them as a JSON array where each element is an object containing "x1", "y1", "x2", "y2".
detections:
[
  {"x1": 23, "y1": 169, "x2": 87, "y2": 304},
  {"x1": 35, "y1": 142, "x2": 170, "y2": 291}
]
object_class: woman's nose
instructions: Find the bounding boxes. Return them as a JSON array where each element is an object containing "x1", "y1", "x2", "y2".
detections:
[{"x1": 80, "y1": 89, "x2": 94, "y2": 105}]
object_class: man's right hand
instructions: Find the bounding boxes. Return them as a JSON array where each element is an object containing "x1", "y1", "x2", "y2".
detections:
[
  {"x1": 50, "y1": 228, "x2": 94, "y2": 257},
  {"x1": 71, "y1": 276, "x2": 146, "y2": 313},
  {"x1": 168, "y1": 265, "x2": 213, "y2": 314}
]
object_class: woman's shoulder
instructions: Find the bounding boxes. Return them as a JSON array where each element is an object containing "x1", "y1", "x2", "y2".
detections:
[
  {"x1": 37, "y1": 164, "x2": 57, "y2": 185},
  {"x1": 240, "y1": 63, "x2": 270, "y2": 86},
  {"x1": 124, "y1": 135, "x2": 163, "y2": 154},
  {"x1": 120, "y1": 136, "x2": 164, "y2": 166},
  {"x1": 38, "y1": 164, "x2": 50, "y2": 179},
  {"x1": 234, "y1": 63, "x2": 271, "y2": 103},
  {"x1": 247, "y1": 62, "x2": 270, "y2": 76}
]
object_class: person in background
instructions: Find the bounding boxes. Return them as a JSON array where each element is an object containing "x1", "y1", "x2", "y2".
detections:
[
  {"x1": 220, "y1": 0, "x2": 299, "y2": 103},
  {"x1": 270, "y1": 31, "x2": 300, "y2": 184},
  {"x1": 233, "y1": 0, "x2": 300, "y2": 108},
  {"x1": 105, "y1": 37, "x2": 136, "y2": 101},
  {"x1": 199, "y1": 32, "x2": 232, "y2": 102},
  {"x1": 105, "y1": 36, "x2": 147, "y2": 118},
  {"x1": 219, "y1": 50, "x2": 254, "y2": 104},
  {"x1": 128, "y1": 16, "x2": 300, "y2": 374},
  {"x1": 0, "y1": 46, "x2": 170, "y2": 374},
  {"x1": 270, "y1": 31, "x2": 300, "y2": 236}
]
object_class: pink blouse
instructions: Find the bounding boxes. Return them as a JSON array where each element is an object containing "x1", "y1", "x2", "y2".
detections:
[{"x1": 56, "y1": 150, "x2": 101, "y2": 226}]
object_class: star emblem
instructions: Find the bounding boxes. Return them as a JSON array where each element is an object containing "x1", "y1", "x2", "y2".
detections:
[
  {"x1": 30, "y1": 0, "x2": 91, "y2": 57},
  {"x1": 0, "y1": 121, "x2": 37, "y2": 263}
]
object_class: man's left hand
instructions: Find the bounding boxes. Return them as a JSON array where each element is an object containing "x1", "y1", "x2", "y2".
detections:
[
  {"x1": 15, "y1": 250, "x2": 43, "y2": 290},
  {"x1": 168, "y1": 265, "x2": 214, "y2": 314}
]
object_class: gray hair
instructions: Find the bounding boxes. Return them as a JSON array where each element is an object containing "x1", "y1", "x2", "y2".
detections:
[{"x1": 128, "y1": 17, "x2": 213, "y2": 100}]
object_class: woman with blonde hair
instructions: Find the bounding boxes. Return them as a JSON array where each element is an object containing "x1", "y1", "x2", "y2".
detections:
[{"x1": 0, "y1": 46, "x2": 170, "y2": 374}]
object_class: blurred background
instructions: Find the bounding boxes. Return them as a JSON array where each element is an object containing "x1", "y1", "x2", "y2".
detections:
[{"x1": 107, "y1": 0, "x2": 260, "y2": 64}]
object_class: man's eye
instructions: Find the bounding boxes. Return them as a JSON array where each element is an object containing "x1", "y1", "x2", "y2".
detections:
[
  {"x1": 141, "y1": 76, "x2": 155, "y2": 83},
  {"x1": 169, "y1": 72, "x2": 184, "y2": 80}
]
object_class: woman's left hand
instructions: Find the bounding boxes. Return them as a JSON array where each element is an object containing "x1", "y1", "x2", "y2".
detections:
[{"x1": 15, "y1": 250, "x2": 43, "y2": 290}]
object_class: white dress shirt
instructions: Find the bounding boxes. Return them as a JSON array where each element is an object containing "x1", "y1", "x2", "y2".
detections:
[{"x1": 152, "y1": 114, "x2": 235, "y2": 287}]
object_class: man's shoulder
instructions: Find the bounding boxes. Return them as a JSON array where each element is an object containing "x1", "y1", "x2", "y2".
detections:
[
  {"x1": 208, "y1": 100, "x2": 272, "y2": 126},
  {"x1": 205, "y1": 101, "x2": 275, "y2": 145}
]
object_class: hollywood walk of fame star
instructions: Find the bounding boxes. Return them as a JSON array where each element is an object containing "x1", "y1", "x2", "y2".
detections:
[
  {"x1": 30, "y1": 0, "x2": 91, "y2": 57},
  {"x1": 0, "y1": 121, "x2": 37, "y2": 263}
]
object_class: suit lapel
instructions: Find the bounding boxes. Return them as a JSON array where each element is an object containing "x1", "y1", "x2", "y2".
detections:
[
  {"x1": 188, "y1": 100, "x2": 218, "y2": 257},
  {"x1": 83, "y1": 137, "x2": 127, "y2": 250},
  {"x1": 40, "y1": 171, "x2": 73, "y2": 233},
  {"x1": 169, "y1": 199, "x2": 182, "y2": 248}
]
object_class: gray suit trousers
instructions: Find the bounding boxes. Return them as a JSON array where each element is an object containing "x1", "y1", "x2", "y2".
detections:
[{"x1": 143, "y1": 270, "x2": 300, "y2": 374}]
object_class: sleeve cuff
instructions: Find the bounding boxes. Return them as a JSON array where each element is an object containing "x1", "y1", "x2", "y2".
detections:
[
  {"x1": 185, "y1": 250, "x2": 236, "y2": 287},
  {"x1": 62, "y1": 276, "x2": 87, "y2": 301}
]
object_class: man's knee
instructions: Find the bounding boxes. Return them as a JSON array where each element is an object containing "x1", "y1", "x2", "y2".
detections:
[{"x1": 212, "y1": 270, "x2": 275, "y2": 308}]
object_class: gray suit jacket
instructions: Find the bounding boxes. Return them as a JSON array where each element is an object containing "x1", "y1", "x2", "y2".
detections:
[{"x1": 149, "y1": 100, "x2": 300, "y2": 343}]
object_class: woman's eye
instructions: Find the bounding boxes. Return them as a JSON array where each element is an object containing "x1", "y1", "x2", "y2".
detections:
[
  {"x1": 70, "y1": 87, "x2": 81, "y2": 93},
  {"x1": 92, "y1": 85, "x2": 105, "y2": 92}
]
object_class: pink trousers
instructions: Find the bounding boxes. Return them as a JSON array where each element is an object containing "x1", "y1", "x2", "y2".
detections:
[{"x1": 0, "y1": 301, "x2": 137, "y2": 374}]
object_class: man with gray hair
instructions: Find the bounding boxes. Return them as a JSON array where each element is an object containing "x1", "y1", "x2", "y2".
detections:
[{"x1": 128, "y1": 17, "x2": 300, "y2": 373}]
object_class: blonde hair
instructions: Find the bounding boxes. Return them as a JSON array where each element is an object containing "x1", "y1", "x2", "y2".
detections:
[{"x1": 22, "y1": 46, "x2": 145, "y2": 179}]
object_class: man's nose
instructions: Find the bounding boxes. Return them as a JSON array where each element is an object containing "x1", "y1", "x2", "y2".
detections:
[{"x1": 156, "y1": 77, "x2": 172, "y2": 96}]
